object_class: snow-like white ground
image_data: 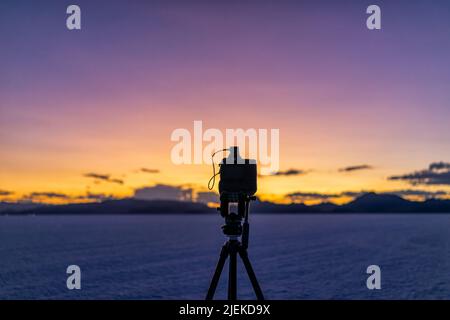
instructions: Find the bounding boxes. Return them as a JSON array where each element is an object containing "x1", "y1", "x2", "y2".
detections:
[{"x1": 1, "y1": 214, "x2": 449, "y2": 299}]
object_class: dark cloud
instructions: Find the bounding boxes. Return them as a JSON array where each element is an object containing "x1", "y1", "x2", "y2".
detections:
[
  {"x1": 81, "y1": 192, "x2": 116, "y2": 202},
  {"x1": 84, "y1": 173, "x2": 110, "y2": 180},
  {"x1": 134, "y1": 184, "x2": 193, "y2": 201},
  {"x1": 286, "y1": 189, "x2": 449, "y2": 203},
  {"x1": 21, "y1": 192, "x2": 72, "y2": 203},
  {"x1": 287, "y1": 192, "x2": 339, "y2": 201},
  {"x1": 429, "y1": 162, "x2": 450, "y2": 171},
  {"x1": 140, "y1": 168, "x2": 160, "y2": 174},
  {"x1": 384, "y1": 189, "x2": 448, "y2": 198},
  {"x1": 22, "y1": 191, "x2": 117, "y2": 203},
  {"x1": 261, "y1": 169, "x2": 307, "y2": 177},
  {"x1": 276, "y1": 169, "x2": 305, "y2": 176},
  {"x1": 109, "y1": 178, "x2": 124, "y2": 185},
  {"x1": 339, "y1": 165, "x2": 373, "y2": 172},
  {"x1": 0, "y1": 189, "x2": 14, "y2": 196},
  {"x1": 83, "y1": 173, "x2": 124, "y2": 185},
  {"x1": 388, "y1": 162, "x2": 450, "y2": 185},
  {"x1": 29, "y1": 192, "x2": 70, "y2": 199}
]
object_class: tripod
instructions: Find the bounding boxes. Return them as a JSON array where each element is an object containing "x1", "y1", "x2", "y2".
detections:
[{"x1": 206, "y1": 194, "x2": 264, "y2": 300}]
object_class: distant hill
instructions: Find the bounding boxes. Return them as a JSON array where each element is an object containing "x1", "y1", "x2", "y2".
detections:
[
  {"x1": 253, "y1": 193, "x2": 450, "y2": 213},
  {"x1": 2, "y1": 193, "x2": 450, "y2": 215},
  {"x1": 1, "y1": 199, "x2": 213, "y2": 215},
  {"x1": 0, "y1": 202, "x2": 42, "y2": 212},
  {"x1": 337, "y1": 193, "x2": 416, "y2": 213},
  {"x1": 337, "y1": 193, "x2": 450, "y2": 213}
]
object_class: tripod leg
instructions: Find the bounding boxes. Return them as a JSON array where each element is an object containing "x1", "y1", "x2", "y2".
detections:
[
  {"x1": 238, "y1": 247, "x2": 265, "y2": 300},
  {"x1": 206, "y1": 244, "x2": 229, "y2": 300},
  {"x1": 228, "y1": 244, "x2": 237, "y2": 300}
]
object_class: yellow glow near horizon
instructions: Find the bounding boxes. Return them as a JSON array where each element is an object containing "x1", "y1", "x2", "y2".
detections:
[
  {"x1": 2, "y1": 155, "x2": 449, "y2": 205},
  {"x1": 1, "y1": 105, "x2": 450, "y2": 205}
]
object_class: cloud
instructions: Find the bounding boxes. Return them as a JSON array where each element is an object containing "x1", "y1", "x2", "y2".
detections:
[
  {"x1": 83, "y1": 173, "x2": 124, "y2": 185},
  {"x1": 134, "y1": 184, "x2": 193, "y2": 201},
  {"x1": 261, "y1": 169, "x2": 307, "y2": 177},
  {"x1": 388, "y1": 162, "x2": 450, "y2": 185},
  {"x1": 339, "y1": 165, "x2": 373, "y2": 172},
  {"x1": 21, "y1": 192, "x2": 73, "y2": 203},
  {"x1": 286, "y1": 192, "x2": 339, "y2": 201},
  {"x1": 81, "y1": 192, "x2": 116, "y2": 202},
  {"x1": 383, "y1": 189, "x2": 448, "y2": 198},
  {"x1": 286, "y1": 189, "x2": 449, "y2": 203},
  {"x1": 0, "y1": 189, "x2": 14, "y2": 196},
  {"x1": 29, "y1": 192, "x2": 70, "y2": 199},
  {"x1": 84, "y1": 173, "x2": 110, "y2": 180},
  {"x1": 109, "y1": 178, "x2": 125, "y2": 185},
  {"x1": 140, "y1": 168, "x2": 160, "y2": 174},
  {"x1": 429, "y1": 162, "x2": 450, "y2": 171},
  {"x1": 21, "y1": 191, "x2": 117, "y2": 203}
]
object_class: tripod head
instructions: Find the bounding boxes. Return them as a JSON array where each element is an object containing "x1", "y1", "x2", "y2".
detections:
[{"x1": 218, "y1": 192, "x2": 256, "y2": 247}]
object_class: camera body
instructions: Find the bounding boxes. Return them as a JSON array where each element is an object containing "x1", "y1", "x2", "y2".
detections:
[{"x1": 218, "y1": 147, "x2": 257, "y2": 197}]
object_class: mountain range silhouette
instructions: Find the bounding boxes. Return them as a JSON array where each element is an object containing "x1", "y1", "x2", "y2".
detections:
[{"x1": 2, "y1": 193, "x2": 450, "y2": 215}]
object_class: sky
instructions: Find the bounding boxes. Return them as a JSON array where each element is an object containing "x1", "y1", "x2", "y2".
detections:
[{"x1": 1, "y1": 0, "x2": 450, "y2": 204}]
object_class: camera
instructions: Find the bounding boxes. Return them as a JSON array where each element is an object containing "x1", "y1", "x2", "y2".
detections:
[
  {"x1": 207, "y1": 146, "x2": 264, "y2": 300},
  {"x1": 218, "y1": 147, "x2": 257, "y2": 197}
]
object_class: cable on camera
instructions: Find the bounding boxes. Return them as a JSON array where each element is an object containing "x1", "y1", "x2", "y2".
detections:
[{"x1": 207, "y1": 148, "x2": 229, "y2": 190}]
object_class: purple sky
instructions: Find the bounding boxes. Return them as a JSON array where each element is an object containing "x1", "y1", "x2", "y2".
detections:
[{"x1": 1, "y1": 0, "x2": 450, "y2": 202}]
